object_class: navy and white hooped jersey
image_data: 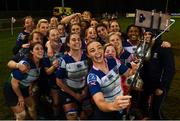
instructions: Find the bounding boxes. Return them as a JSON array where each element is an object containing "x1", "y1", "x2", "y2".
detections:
[
  {"x1": 123, "y1": 39, "x2": 137, "y2": 54},
  {"x1": 43, "y1": 51, "x2": 63, "y2": 67},
  {"x1": 11, "y1": 58, "x2": 40, "y2": 87},
  {"x1": 119, "y1": 49, "x2": 134, "y2": 65},
  {"x1": 56, "y1": 52, "x2": 88, "y2": 90},
  {"x1": 43, "y1": 51, "x2": 63, "y2": 79},
  {"x1": 87, "y1": 57, "x2": 128, "y2": 102}
]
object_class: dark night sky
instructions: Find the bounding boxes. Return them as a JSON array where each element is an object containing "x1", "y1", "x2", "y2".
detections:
[{"x1": 0, "y1": 0, "x2": 179, "y2": 13}]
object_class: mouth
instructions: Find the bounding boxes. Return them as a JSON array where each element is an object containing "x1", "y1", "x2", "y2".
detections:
[
  {"x1": 131, "y1": 35, "x2": 138, "y2": 40},
  {"x1": 94, "y1": 53, "x2": 103, "y2": 62}
]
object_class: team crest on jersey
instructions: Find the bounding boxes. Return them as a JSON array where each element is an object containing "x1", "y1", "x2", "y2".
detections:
[
  {"x1": 107, "y1": 74, "x2": 113, "y2": 80},
  {"x1": 77, "y1": 63, "x2": 82, "y2": 68},
  {"x1": 88, "y1": 73, "x2": 97, "y2": 85}
]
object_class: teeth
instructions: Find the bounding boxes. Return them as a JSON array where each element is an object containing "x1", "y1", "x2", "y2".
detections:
[{"x1": 132, "y1": 35, "x2": 136, "y2": 38}]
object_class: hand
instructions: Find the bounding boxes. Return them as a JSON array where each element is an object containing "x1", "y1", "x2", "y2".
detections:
[
  {"x1": 21, "y1": 34, "x2": 26, "y2": 40},
  {"x1": 29, "y1": 84, "x2": 38, "y2": 96},
  {"x1": 161, "y1": 41, "x2": 171, "y2": 48},
  {"x1": 18, "y1": 96, "x2": 25, "y2": 108},
  {"x1": 155, "y1": 88, "x2": 163, "y2": 96},
  {"x1": 18, "y1": 63, "x2": 30, "y2": 73},
  {"x1": 129, "y1": 62, "x2": 139, "y2": 76},
  {"x1": 75, "y1": 13, "x2": 81, "y2": 17},
  {"x1": 113, "y1": 95, "x2": 132, "y2": 111},
  {"x1": 52, "y1": 59, "x2": 59, "y2": 68},
  {"x1": 22, "y1": 43, "x2": 30, "y2": 48},
  {"x1": 74, "y1": 93, "x2": 84, "y2": 102},
  {"x1": 46, "y1": 41, "x2": 54, "y2": 57}
]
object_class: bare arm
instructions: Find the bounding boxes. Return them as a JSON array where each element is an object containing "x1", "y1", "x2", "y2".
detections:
[
  {"x1": 60, "y1": 13, "x2": 81, "y2": 24},
  {"x1": 46, "y1": 41, "x2": 54, "y2": 57},
  {"x1": 92, "y1": 92, "x2": 131, "y2": 112},
  {"x1": 7, "y1": 60, "x2": 19, "y2": 69},
  {"x1": 45, "y1": 59, "x2": 59, "y2": 75},
  {"x1": 7, "y1": 60, "x2": 28, "y2": 73},
  {"x1": 56, "y1": 78, "x2": 83, "y2": 101},
  {"x1": 11, "y1": 77, "x2": 24, "y2": 107},
  {"x1": 123, "y1": 62, "x2": 138, "y2": 77}
]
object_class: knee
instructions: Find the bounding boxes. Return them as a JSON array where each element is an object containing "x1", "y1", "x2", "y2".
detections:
[{"x1": 27, "y1": 105, "x2": 37, "y2": 119}]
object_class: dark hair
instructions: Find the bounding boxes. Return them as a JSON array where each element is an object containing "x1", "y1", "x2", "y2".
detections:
[
  {"x1": 28, "y1": 42, "x2": 44, "y2": 61},
  {"x1": 64, "y1": 33, "x2": 81, "y2": 52},
  {"x1": 86, "y1": 40, "x2": 100, "y2": 70},
  {"x1": 126, "y1": 24, "x2": 143, "y2": 37},
  {"x1": 95, "y1": 23, "x2": 107, "y2": 32},
  {"x1": 68, "y1": 23, "x2": 81, "y2": 34},
  {"x1": 86, "y1": 40, "x2": 101, "y2": 55}
]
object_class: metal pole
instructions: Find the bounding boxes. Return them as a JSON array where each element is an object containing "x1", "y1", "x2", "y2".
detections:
[
  {"x1": 165, "y1": 0, "x2": 169, "y2": 13},
  {"x1": 11, "y1": 21, "x2": 13, "y2": 36},
  {"x1": 62, "y1": 0, "x2": 64, "y2": 7},
  {"x1": 62, "y1": 0, "x2": 65, "y2": 15}
]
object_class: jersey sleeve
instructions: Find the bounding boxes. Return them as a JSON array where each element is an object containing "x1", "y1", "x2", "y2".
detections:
[
  {"x1": 119, "y1": 63, "x2": 129, "y2": 75},
  {"x1": 55, "y1": 58, "x2": 66, "y2": 79},
  {"x1": 11, "y1": 60, "x2": 30, "y2": 80},
  {"x1": 87, "y1": 73, "x2": 101, "y2": 96},
  {"x1": 42, "y1": 57, "x2": 51, "y2": 68}
]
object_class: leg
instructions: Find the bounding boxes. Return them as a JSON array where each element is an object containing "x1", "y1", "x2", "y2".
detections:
[
  {"x1": 81, "y1": 98, "x2": 93, "y2": 119},
  {"x1": 11, "y1": 105, "x2": 26, "y2": 120},
  {"x1": 152, "y1": 89, "x2": 167, "y2": 119},
  {"x1": 51, "y1": 89, "x2": 60, "y2": 118},
  {"x1": 25, "y1": 96, "x2": 37, "y2": 119},
  {"x1": 63, "y1": 103, "x2": 79, "y2": 120}
]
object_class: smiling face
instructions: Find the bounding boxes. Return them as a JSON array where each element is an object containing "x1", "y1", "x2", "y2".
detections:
[
  {"x1": 48, "y1": 28, "x2": 60, "y2": 42},
  {"x1": 127, "y1": 26, "x2": 140, "y2": 42},
  {"x1": 67, "y1": 34, "x2": 82, "y2": 51},
  {"x1": 104, "y1": 45, "x2": 117, "y2": 59},
  {"x1": 90, "y1": 20, "x2": 98, "y2": 27},
  {"x1": 108, "y1": 33, "x2": 123, "y2": 54},
  {"x1": 144, "y1": 31, "x2": 153, "y2": 43},
  {"x1": 96, "y1": 26, "x2": 108, "y2": 39},
  {"x1": 71, "y1": 24, "x2": 81, "y2": 34},
  {"x1": 39, "y1": 22, "x2": 49, "y2": 36},
  {"x1": 24, "y1": 17, "x2": 34, "y2": 31},
  {"x1": 30, "y1": 43, "x2": 44, "y2": 60},
  {"x1": 110, "y1": 21, "x2": 120, "y2": 32},
  {"x1": 57, "y1": 24, "x2": 65, "y2": 37},
  {"x1": 32, "y1": 32, "x2": 42, "y2": 43},
  {"x1": 87, "y1": 41, "x2": 104, "y2": 63},
  {"x1": 86, "y1": 27, "x2": 97, "y2": 42}
]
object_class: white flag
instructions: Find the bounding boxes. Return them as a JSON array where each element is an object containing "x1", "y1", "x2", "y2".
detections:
[{"x1": 11, "y1": 17, "x2": 16, "y2": 23}]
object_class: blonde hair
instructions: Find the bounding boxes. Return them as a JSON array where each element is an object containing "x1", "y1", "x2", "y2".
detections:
[
  {"x1": 36, "y1": 19, "x2": 48, "y2": 29},
  {"x1": 108, "y1": 32, "x2": 122, "y2": 43}
]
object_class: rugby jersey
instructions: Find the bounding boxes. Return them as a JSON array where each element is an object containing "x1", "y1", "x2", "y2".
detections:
[
  {"x1": 11, "y1": 58, "x2": 40, "y2": 87},
  {"x1": 123, "y1": 39, "x2": 137, "y2": 54},
  {"x1": 56, "y1": 52, "x2": 88, "y2": 90},
  {"x1": 87, "y1": 57, "x2": 128, "y2": 102}
]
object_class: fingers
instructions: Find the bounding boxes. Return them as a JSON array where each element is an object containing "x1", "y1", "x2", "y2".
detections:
[
  {"x1": 19, "y1": 64, "x2": 30, "y2": 73},
  {"x1": 53, "y1": 59, "x2": 59, "y2": 68},
  {"x1": 18, "y1": 100, "x2": 25, "y2": 108},
  {"x1": 115, "y1": 95, "x2": 132, "y2": 109}
]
